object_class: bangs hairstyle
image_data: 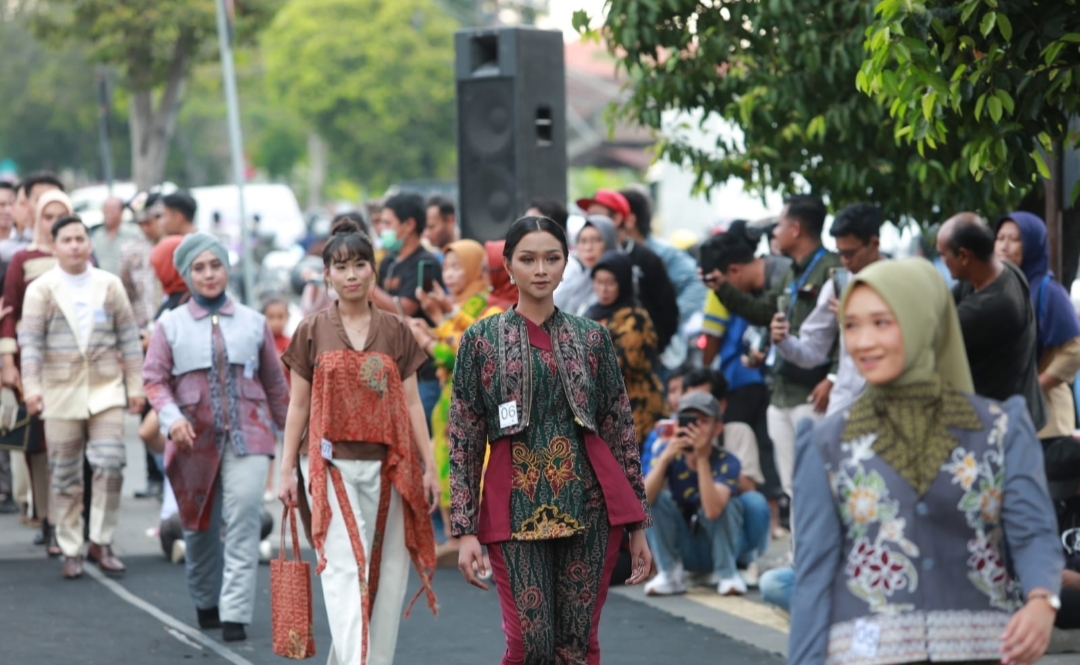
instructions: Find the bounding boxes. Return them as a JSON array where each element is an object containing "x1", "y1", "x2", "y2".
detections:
[
  {"x1": 322, "y1": 215, "x2": 375, "y2": 267},
  {"x1": 503, "y1": 215, "x2": 569, "y2": 260}
]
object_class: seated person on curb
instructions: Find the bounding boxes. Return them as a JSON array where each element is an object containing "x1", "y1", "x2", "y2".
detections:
[{"x1": 642, "y1": 392, "x2": 765, "y2": 597}]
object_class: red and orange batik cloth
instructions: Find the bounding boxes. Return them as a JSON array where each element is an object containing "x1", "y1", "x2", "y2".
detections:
[{"x1": 306, "y1": 349, "x2": 437, "y2": 664}]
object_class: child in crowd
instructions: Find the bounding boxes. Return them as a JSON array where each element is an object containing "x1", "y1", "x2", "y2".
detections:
[{"x1": 262, "y1": 298, "x2": 292, "y2": 503}]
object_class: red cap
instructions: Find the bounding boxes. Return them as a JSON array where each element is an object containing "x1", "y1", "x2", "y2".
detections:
[{"x1": 576, "y1": 190, "x2": 630, "y2": 218}]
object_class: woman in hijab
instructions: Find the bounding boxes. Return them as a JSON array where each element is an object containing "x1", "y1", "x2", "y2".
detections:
[
  {"x1": 994, "y1": 212, "x2": 1080, "y2": 443},
  {"x1": 142, "y1": 233, "x2": 289, "y2": 642},
  {"x1": 1, "y1": 189, "x2": 76, "y2": 556},
  {"x1": 586, "y1": 251, "x2": 667, "y2": 446},
  {"x1": 554, "y1": 214, "x2": 618, "y2": 316},
  {"x1": 789, "y1": 258, "x2": 1062, "y2": 665},
  {"x1": 484, "y1": 240, "x2": 517, "y2": 310},
  {"x1": 410, "y1": 239, "x2": 504, "y2": 559}
]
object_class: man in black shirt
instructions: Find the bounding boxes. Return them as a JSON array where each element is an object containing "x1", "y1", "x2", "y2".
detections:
[
  {"x1": 374, "y1": 192, "x2": 443, "y2": 427},
  {"x1": 577, "y1": 189, "x2": 679, "y2": 353},
  {"x1": 937, "y1": 212, "x2": 1045, "y2": 428}
]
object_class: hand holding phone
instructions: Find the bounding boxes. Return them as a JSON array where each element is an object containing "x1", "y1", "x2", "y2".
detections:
[
  {"x1": 677, "y1": 413, "x2": 698, "y2": 451},
  {"x1": 418, "y1": 260, "x2": 437, "y2": 293}
]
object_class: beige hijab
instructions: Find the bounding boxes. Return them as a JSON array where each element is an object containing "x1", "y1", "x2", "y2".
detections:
[
  {"x1": 33, "y1": 190, "x2": 74, "y2": 250},
  {"x1": 838, "y1": 258, "x2": 981, "y2": 495}
]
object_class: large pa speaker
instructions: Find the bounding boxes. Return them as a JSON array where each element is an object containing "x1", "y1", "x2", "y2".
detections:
[{"x1": 455, "y1": 27, "x2": 567, "y2": 242}]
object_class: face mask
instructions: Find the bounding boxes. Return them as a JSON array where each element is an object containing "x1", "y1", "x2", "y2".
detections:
[{"x1": 380, "y1": 228, "x2": 402, "y2": 253}]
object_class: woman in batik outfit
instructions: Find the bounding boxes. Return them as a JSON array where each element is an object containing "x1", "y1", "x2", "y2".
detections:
[
  {"x1": 585, "y1": 250, "x2": 667, "y2": 448},
  {"x1": 449, "y1": 216, "x2": 652, "y2": 665},
  {"x1": 143, "y1": 233, "x2": 289, "y2": 642},
  {"x1": 410, "y1": 239, "x2": 502, "y2": 555},
  {"x1": 279, "y1": 218, "x2": 438, "y2": 665},
  {"x1": 789, "y1": 258, "x2": 1062, "y2": 665}
]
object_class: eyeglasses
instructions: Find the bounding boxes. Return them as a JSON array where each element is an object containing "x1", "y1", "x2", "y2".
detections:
[
  {"x1": 837, "y1": 246, "x2": 867, "y2": 260},
  {"x1": 577, "y1": 237, "x2": 605, "y2": 246}
]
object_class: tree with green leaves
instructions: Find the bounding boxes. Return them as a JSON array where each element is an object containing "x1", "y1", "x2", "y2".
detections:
[
  {"x1": 859, "y1": 0, "x2": 1080, "y2": 198},
  {"x1": 858, "y1": 0, "x2": 1080, "y2": 276},
  {"x1": 31, "y1": 0, "x2": 280, "y2": 189},
  {"x1": 263, "y1": 0, "x2": 458, "y2": 191},
  {"x1": 574, "y1": 1, "x2": 1005, "y2": 225},
  {"x1": 0, "y1": 9, "x2": 128, "y2": 178}
]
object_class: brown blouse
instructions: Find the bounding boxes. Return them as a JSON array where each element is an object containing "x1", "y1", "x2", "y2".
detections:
[{"x1": 283, "y1": 302, "x2": 429, "y2": 385}]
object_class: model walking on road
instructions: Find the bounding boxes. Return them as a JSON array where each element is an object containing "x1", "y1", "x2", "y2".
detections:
[
  {"x1": 279, "y1": 217, "x2": 438, "y2": 665},
  {"x1": 789, "y1": 258, "x2": 1062, "y2": 665},
  {"x1": 143, "y1": 232, "x2": 290, "y2": 642},
  {"x1": 449, "y1": 215, "x2": 652, "y2": 665}
]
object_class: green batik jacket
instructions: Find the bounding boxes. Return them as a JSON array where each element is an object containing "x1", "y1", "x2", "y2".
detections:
[{"x1": 447, "y1": 307, "x2": 651, "y2": 542}]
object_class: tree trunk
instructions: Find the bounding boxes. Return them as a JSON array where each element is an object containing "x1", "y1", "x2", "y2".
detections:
[{"x1": 129, "y1": 37, "x2": 192, "y2": 190}]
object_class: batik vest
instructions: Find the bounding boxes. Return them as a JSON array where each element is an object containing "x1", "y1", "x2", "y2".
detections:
[{"x1": 810, "y1": 393, "x2": 1020, "y2": 665}]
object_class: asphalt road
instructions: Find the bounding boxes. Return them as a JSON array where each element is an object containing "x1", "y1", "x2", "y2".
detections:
[{"x1": 0, "y1": 548, "x2": 785, "y2": 665}]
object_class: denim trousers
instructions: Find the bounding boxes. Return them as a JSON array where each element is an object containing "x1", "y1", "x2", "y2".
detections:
[{"x1": 647, "y1": 489, "x2": 771, "y2": 578}]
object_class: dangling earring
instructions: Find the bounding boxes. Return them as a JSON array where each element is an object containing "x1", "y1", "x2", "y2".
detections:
[{"x1": 510, "y1": 276, "x2": 516, "y2": 285}]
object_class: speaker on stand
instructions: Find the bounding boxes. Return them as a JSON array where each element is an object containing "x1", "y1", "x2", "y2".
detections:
[{"x1": 455, "y1": 27, "x2": 567, "y2": 242}]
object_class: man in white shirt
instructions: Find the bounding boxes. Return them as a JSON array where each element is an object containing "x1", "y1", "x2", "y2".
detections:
[{"x1": 769, "y1": 203, "x2": 885, "y2": 415}]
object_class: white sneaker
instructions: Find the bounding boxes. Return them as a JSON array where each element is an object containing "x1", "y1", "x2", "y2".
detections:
[
  {"x1": 645, "y1": 569, "x2": 688, "y2": 596},
  {"x1": 741, "y1": 562, "x2": 760, "y2": 589},
  {"x1": 170, "y1": 539, "x2": 186, "y2": 565},
  {"x1": 718, "y1": 575, "x2": 748, "y2": 596}
]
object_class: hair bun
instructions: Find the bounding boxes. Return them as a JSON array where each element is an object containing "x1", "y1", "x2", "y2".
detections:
[{"x1": 330, "y1": 216, "x2": 363, "y2": 236}]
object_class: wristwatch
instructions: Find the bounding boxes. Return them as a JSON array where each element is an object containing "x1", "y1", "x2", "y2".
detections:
[
  {"x1": 826, "y1": 373, "x2": 838, "y2": 384},
  {"x1": 1029, "y1": 592, "x2": 1062, "y2": 611}
]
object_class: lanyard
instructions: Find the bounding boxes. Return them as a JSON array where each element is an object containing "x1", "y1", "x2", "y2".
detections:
[{"x1": 786, "y1": 248, "x2": 827, "y2": 317}]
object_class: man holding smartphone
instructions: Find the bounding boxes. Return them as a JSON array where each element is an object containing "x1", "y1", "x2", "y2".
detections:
[
  {"x1": 641, "y1": 392, "x2": 748, "y2": 597},
  {"x1": 373, "y1": 192, "x2": 443, "y2": 427},
  {"x1": 770, "y1": 203, "x2": 885, "y2": 416},
  {"x1": 702, "y1": 196, "x2": 839, "y2": 513}
]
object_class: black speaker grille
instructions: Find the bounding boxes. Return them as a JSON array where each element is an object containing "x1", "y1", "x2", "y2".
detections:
[{"x1": 458, "y1": 77, "x2": 517, "y2": 240}]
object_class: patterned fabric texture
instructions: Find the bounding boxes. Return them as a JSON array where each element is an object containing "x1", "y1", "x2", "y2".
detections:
[
  {"x1": 490, "y1": 496, "x2": 614, "y2": 663},
  {"x1": 594, "y1": 306, "x2": 668, "y2": 446},
  {"x1": 305, "y1": 348, "x2": 436, "y2": 665},
  {"x1": 507, "y1": 329, "x2": 601, "y2": 541},
  {"x1": 448, "y1": 308, "x2": 650, "y2": 541},
  {"x1": 841, "y1": 377, "x2": 982, "y2": 496}
]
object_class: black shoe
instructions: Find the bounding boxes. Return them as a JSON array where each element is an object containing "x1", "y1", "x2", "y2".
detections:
[
  {"x1": 222, "y1": 622, "x2": 246, "y2": 642},
  {"x1": 196, "y1": 607, "x2": 221, "y2": 629},
  {"x1": 0, "y1": 496, "x2": 18, "y2": 514},
  {"x1": 134, "y1": 481, "x2": 163, "y2": 500}
]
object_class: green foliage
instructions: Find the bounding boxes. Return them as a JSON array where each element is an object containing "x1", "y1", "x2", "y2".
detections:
[
  {"x1": 263, "y1": 0, "x2": 458, "y2": 190},
  {"x1": 579, "y1": 0, "x2": 1004, "y2": 225},
  {"x1": 30, "y1": 0, "x2": 277, "y2": 89},
  {"x1": 0, "y1": 11, "x2": 130, "y2": 178},
  {"x1": 859, "y1": 0, "x2": 1080, "y2": 202}
]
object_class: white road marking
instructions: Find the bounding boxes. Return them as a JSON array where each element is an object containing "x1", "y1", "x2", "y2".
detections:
[
  {"x1": 84, "y1": 565, "x2": 254, "y2": 665},
  {"x1": 166, "y1": 627, "x2": 204, "y2": 650}
]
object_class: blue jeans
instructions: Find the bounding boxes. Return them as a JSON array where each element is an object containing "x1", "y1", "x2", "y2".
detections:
[
  {"x1": 759, "y1": 566, "x2": 794, "y2": 611},
  {"x1": 418, "y1": 378, "x2": 441, "y2": 435},
  {"x1": 646, "y1": 491, "x2": 743, "y2": 578},
  {"x1": 735, "y1": 491, "x2": 771, "y2": 566}
]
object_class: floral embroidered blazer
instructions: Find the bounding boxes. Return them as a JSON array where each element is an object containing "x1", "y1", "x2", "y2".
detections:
[
  {"x1": 789, "y1": 393, "x2": 1063, "y2": 665},
  {"x1": 448, "y1": 308, "x2": 650, "y2": 542}
]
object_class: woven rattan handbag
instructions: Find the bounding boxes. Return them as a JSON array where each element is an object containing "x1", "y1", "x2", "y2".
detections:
[{"x1": 270, "y1": 505, "x2": 316, "y2": 660}]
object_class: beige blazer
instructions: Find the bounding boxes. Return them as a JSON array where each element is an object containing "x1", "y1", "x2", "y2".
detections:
[{"x1": 18, "y1": 266, "x2": 145, "y2": 420}]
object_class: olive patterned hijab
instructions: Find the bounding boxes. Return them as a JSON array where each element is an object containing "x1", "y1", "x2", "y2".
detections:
[{"x1": 838, "y1": 258, "x2": 982, "y2": 495}]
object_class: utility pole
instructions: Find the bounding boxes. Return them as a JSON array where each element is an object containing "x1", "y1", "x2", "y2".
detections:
[
  {"x1": 95, "y1": 68, "x2": 115, "y2": 195},
  {"x1": 214, "y1": 0, "x2": 255, "y2": 305}
]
